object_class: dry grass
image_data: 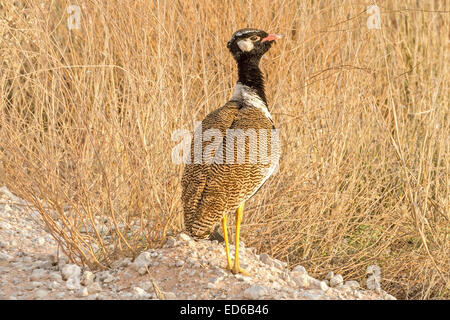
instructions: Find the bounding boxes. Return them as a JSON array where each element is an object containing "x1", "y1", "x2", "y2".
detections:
[{"x1": 0, "y1": 0, "x2": 448, "y2": 299}]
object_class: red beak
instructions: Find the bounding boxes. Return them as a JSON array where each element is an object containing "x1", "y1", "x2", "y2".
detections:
[{"x1": 261, "y1": 34, "x2": 283, "y2": 43}]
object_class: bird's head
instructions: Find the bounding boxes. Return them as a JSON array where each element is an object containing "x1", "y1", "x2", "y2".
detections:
[{"x1": 227, "y1": 28, "x2": 282, "y2": 63}]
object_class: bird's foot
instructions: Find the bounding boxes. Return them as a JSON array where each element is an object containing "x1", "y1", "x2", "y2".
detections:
[
  {"x1": 231, "y1": 265, "x2": 249, "y2": 276},
  {"x1": 224, "y1": 263, "x2": 233, "y2": 271}
]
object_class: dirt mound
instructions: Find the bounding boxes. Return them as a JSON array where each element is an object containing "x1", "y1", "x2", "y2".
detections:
[{"x1": 0, "y1": 186, "x2": 395, "y2": 300}]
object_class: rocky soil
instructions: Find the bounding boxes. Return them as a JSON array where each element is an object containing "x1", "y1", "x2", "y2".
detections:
[{"x1": 0, "y1": 186, "x2": 396, "y2": 300}]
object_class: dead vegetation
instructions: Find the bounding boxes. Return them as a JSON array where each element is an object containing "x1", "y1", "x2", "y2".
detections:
[{"x1": 0, "y1": 0, "x2": 448, "y2": 299}]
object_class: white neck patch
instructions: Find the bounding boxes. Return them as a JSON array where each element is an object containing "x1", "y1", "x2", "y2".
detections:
[{"x1": 231, "y1": 83, "x2": 272, "y2": 120}]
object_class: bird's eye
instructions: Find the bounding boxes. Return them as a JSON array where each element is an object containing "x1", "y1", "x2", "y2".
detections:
[{"x1": 249, "y1": 35, "x2": 260, "y2": 42}]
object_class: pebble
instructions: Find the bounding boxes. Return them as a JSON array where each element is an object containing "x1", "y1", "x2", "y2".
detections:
[
  {"x1": 325, "y1": 271, "x2": 334, "y2": 280},
  {"x1": 175, "y1": 260, "x2": 184, "y2": 267},
  {"x1": 259, "y1": 253, "x2": 273, "y2": 266},
  {"x1": 165, "y1": 237, "x2": 177, "y2": 248},
  {"x1": 132, "y1": 252, "x2": 152, "y2": 270},
  {"x1": 244, "y1": 285, "x2": 268, "y2": 299},
  {"x1": 81, "y1": 271, "x2": 94, "y2": 286},
  {"x1": 49, "y1": 272, "x2": 63, "y2": 282},
  {"x1": 140, "y1": 281, "x2": 153, "y2": 292},
  {"x1": 77, "y1": 287, "x2": 89, "y2": 297},
  {"x1": 30, "y1": 269, "x2": 48, "y2": 281},
  {"x1": 48, "y1": 281, "x2": 61, "y2": 290},
  {"x1": 101, "y1": 272, "x2": 115, "y2": 284},
  {"x1": 299, "y1": 290, "x2": 324, "y2": 300},
  {"x1": 272, "y1": 259, "x2": 284, "y2": 270},
  {"x1": 137, "y1": 267, "x2": 147, "y2": 275},
  {"x1": 87, "y1": 282, "x2": 102, "y2": 294},
  {"x1": 329, "y1": 274, "x2": 344, "y2": 287},
  {"x1": 55, "y1": 292, "x2": 65, "y2": 299},
  {"x1": 319, "y1": 281, "x2": 329, "y2": 291},
  {"x1": 66, "y1": 277, "x2": 81, "y2": 290},
  {"x1": 292, "y1": 272, "x2": 310, "y2": 288},
  {"x1": 177, "y1": 233, "x2": 192, "y2": 242},
  {"x1": 292, "y1": 265, "x2": 307, "y2": 274},
  {"x1": 36, "y1": 237, "x2": 46, "y2": 246},
  {"x1": 310, "y1": 278, "x2": 329, "y2": 291},
  {"x1": 0, "y1": 251, "x2": 12, "y2": 262},
  {"x1": 133, "y1": 287, "x2": 150, "y2": 299},
  {"x1": 164, "y1": 292, "x2": 176, "y2": 300},
  {"x1": 61, "y1": 264, "x2": 81, "y2": 281},
  {"x1": 35, "y1": 289, "x2": 49, "y2": 299}
]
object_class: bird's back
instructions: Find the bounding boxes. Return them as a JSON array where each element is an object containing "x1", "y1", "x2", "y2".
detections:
[{"x1": 182, "y1": 102, "x2": 280, "y2": 239}]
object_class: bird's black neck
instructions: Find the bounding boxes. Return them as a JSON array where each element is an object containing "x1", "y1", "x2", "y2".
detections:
[{"x1": 236, "y1": 57, "x2": 267, "y2": 105}]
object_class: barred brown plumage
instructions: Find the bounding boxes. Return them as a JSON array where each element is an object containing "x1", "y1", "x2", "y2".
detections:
[{"x1": 181, "y1": 28, "x2": 282, "y2": 275}]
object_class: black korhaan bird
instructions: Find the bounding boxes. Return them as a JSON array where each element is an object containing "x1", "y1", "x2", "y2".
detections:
[{"x1": 182, "y1": 28, "x2": 282, "y2": 275}]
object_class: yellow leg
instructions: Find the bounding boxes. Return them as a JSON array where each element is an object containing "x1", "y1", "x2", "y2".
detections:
[
  {"x1": 222, "y1": 214, "x2": 232, "y2": 270},
  {"x1": 231, "y1": 202, "x2": 249, "y2": 275}
]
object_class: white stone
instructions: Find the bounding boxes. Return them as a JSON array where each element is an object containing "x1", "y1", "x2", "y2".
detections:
[
  {"x1": 61, "y1": 264, "x2": 81, "y2": 281},
  {"x1": 132, "y1": 252, "x2": 152, "y2": 270},
  {"x1": 101, "y1": 272, "x2": 115, "y2": 283},
  {"x1": 55, "y1": 292, "x2": 65, "y2": 299},
  {"x1": 175, "y1": 260, "x2": 184, "y2": 267},
  {"x1": 36, "y1": 237, "x2": 46, "y2": 246},
  {"x1": 319, "y1": 281, "x2": 329, "y2": 291},
  {"x1": 118, "y1": 258, "x2": 131, "y2": 268},
  {"x1": 35, "y1": 289, "x2": 49, "y2": 299},
  {"x1": 77, "y1": 287, "x2": 89, "y2": 297},
  {"x1": 66, "y1": 277, "x2": 81, "y2": 290},
  {"x1": 57, "y1": 256, "x2": 69, "y2": 268},
  {"x1": 141, "y1": 281, "x2": 153, "y2": 292},
  {"x1": 292, "y1": 272, "x2": 310, "y2": 288},
  {"x1": 177, "y1": 233, "x2": 192, "y2": 242},
  {"x1": 272, "y1": 259, "x2": 284, "y2": 270},
  {"x1": 310, "y1": 277, "x2": 328, "y2": 291},
  {"x1": 137, "y1": 266, "x2": 147, "y2": 275},
  {"x1": 329, "y1": 274, "x2": 344, "y2": 287},
  {"x1": 366, "y1": 276, "x2": 381, "y2": 290},
  {"x1": 271, "y1": 282, "x2": 282, "y2": 290},
  {"x1": 30, "y1": 269, "x2": 48, "y2": 281},
  {"x1": 87, "y1": 282, "x2": 102, "y2": 294},
  {"x1": 133, "y1": 287, "x2": 150, "y2": 299},
  {"x1": 81, "y1": 271, "x2": 94, "y2": 286},
  {"x1": 164, "y1": 292, "x2": 176, "y2": 300},
  {"x1": 244, "y1": 285, "x2": 268, "y2": 300},
  {"x1": 299, "y1": 290, "x2": 323, "y2": 300},
  {"x1": 325, "y1": 271, "x2": 334, "y2": 280},
  {"x1": 165, "y1": 236, "x2": 177, "y2": 248},
  {"x1": 259, "y1": 253, "x2": 273, "y2": 266},
  {"x1": 0, "y1": 252, "x2": 12, "y2": 262},
  {"x1": 49, "y1": 272, "x2": 62, "y2": 282},
  {"x1": 48, "y1": 281, "x2": 60, "y2": 290},
  {"x1": 292, "y1": 265, "x2": 307, "y2": 274}
]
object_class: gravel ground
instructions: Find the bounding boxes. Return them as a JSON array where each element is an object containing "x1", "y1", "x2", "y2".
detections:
[{"x1": 0, "y1": 186, "x2": 396, "y2": 300}]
